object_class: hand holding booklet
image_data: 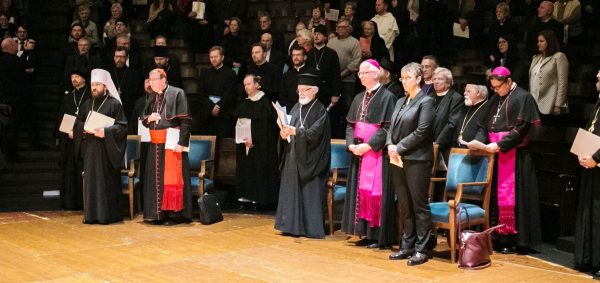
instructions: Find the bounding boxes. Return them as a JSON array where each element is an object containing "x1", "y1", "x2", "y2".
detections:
[
  {"x1": 272, "y1": 101, "x2": 291, "y2": 143},
  {"x1": 235, "y1": 118, "x2": 252, "y2": 144},
  {"x1": 84, "y1": 111, "x2": 115, "y2": 133},
  {"x1": 59, "y1": 114, "x2": 77, "y2": 133},
  {"x1": 165, "y1": 128, "x2": 190, "y2": 152},
  {"x1": 571, "y1": 128, "x2": 600, "y2": 159}
]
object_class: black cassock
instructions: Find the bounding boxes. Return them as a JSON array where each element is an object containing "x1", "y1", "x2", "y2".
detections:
[
  {"x1": 141, "y1": 86, "x2": 193, "y2": 221},
  {"x1": 574, "y1": 99, "x2": 600, "y2": 270},
  {"x1": 57, "y1": 86, "x2": 90, "y2": 210},
  {"x1": 74, "y1": 94, "x2": 127, "y2": 224},
  {"x1": 474, "y1": 86, "x2": 542, "y2": 249},
  {"x1": 341, "y1": 87, "x2": 398, "y2": 246},
  {"x1": 233, "y1": 92, "x2": 279, "y2": 205},
  {"x1": 451, "y1": 99, "x2": 491, "y2": 149},
  {"x1": 275, "y1": 100, "x2": 331, "y2": 238}
]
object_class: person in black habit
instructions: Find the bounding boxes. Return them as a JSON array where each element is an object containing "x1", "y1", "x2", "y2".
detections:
[
  {"x1": 56, "y1": 68, "x2": 90, "y2": 210},
  {"x1": 109, "y1": 46, "x2": 143, "y2": 122},
  {"x1": 73, "y1": 69, "x2": 127, "y2": 225},
  {"x1": 149, "y1": 45, "x2": 182, "y2": 88},
  {"x1": 429, "y1": 67, "x2": 463, "y2": 160},
  {"x1": 379, "y1": 57, "x2": 403, "y2": 98},
  {"x1": 233, "y1": 74, "x2": 279, "y2": 210},
  {"x1": 275, "y1": 69, "x2": 331, "y2": 238},
  {"x1": 451, "y1": 84, "x2": 490, "y2": 149},
  {"x1": 60, "y1": 23, "x2": 85, "y2": 77},
  {"x1": 305, "y1": 25, "x2": 342, "y2": 136},
  {"x1": 280, "y1": 46, "x2": 307, "y2": 110},
  {"x1": 197, "y1": 46, "x2": 238, "y2": 138},
  {"x1": 242, "y1": 42, "x2": 281, "y2": 102}
]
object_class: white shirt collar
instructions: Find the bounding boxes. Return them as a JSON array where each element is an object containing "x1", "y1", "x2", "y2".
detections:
[{"x1": 247, "y1": 91, "x2": 265, "y2": 101}]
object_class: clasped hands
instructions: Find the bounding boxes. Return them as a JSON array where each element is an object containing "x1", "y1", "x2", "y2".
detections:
[
  {"x1": 579, "y1": 155, "x2": 598, "y2": 169},
  {"x1": 280, "y1": 125, "x2": 296, "y2": 140},
  {"x1": 349, "y1": 143, "x2": 372, "y2": 156}
]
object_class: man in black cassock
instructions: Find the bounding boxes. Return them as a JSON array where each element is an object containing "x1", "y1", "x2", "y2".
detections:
[
  {"x1": 280, "y1": 46, "x2": 307, "y2": 110},
  {"x1": 141, "y1": 68, "x2": 193, "y2": 225},
  {"x1": 148, "y1": 46, "x2": 182, "y2": 88},
  {"x1": 469, "y1": 67, "x2": 541, "y2": 254},
  {"x1": 242, "y1": 42, "x2": 281, "y2": 102},
  {"x1": 275, "y1": 69, "x2": 331, "y2": 239},
  {"x1": 341, "y1": 59, "x2": 397, "y2": 249},
  {"x1": 451, "y1": 84, "x2": 490, "y2": 149},
  {"x1": 197, "y1": 46, "x2": 238, "y2": 138},
  {"x1": 57, "y1": 68, "x2": 89, "y2": 210},
  {"x1": 110, "y1": 46, "x2": 143, "y2": 122},
  {"x1": 73, "y1": 68, "x2": 127, "y2": 224}
]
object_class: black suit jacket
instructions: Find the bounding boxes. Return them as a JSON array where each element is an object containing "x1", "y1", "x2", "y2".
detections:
[
  {"x1": 430, "y1": 89, "x2": 464, "y2": 147},
  {"x1": 387, "y1": 90, "x2": 434, "y2": 161}
]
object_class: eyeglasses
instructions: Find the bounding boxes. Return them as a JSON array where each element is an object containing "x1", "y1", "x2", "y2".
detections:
[
  {"x1": 490, "y1": 81, "x2": 506, "y2": 90},
  {"x1": 358, "y1": 71, "x2": 375, "y2": 76},
  {"x1": 464, "y1": 88, "x2": 477, "y2": 93},
  {"x1": 399, "y1": 77, "x2": 414, "y2": 82},
  {"x1": 296, "y1": 87, "x2": 315, "y2": 94}
]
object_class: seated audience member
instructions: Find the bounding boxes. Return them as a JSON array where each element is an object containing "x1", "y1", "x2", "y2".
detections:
[
  {"x1": 103, "y1": 2, "x2": 123, "y2": 44},
  {"x1": 147, "y1": 0, "x2": 174, "y2": 39},
  {"x1": 73, "y1": 4, "x2": 99, "y2": 46}
]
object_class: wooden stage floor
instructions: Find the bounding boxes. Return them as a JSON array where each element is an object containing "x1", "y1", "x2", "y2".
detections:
[{"x1": 0, "y1": 211, "x2": 594, "y2": 282}]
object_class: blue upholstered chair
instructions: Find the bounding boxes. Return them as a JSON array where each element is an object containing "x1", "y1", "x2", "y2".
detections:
[
  {"x1": 327, "y1": 139, "x2": 352, "y2": 235},
  {"x1": 121, "y1": 135, "x2": 141, "y2": 220},
  {"x1": 189, "y1": 135, "x2": 216, "y2": 196},
  {"x1": 429, "y1": 148, "x2": 495, "y2": 263}
]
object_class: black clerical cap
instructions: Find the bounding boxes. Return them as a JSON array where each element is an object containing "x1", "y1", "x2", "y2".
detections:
[
  {"x1": 379, "y1": 57, "x2": 396, "y2": 73},
  {"x1": 297, "y1": 68, "x2": 320, "y2": 86},
  {"x1": 153, "y1": 46, "x2": 168, "y2": 58},
  {"x1": 313, "y1": 25, "x2": 327, "y2": 36},
  {"x1": 69, "y1": 67, "x2": 88, "y2": 79},
  {"x1": 115, "y1": 17, "x2": 129, "y2": 26}
]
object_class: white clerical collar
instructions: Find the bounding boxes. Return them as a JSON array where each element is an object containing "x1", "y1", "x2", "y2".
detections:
[
  {"x1": 436, "y1": 90, "x2": 449, "y2": 96},
  {"x1": 247, "y1": 91, "x2": 265, "y2": 101},
  {"x1": 315, "y1": 44, "x2": 325, "y2": 50},
  {"x1": 294, "y1": 64, "x2": 305, "y2": 72},
  {"x1": 368, "y1": 83, "x2": 381, "y2": 93}
]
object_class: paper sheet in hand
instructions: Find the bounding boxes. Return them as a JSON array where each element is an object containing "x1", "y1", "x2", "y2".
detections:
[
  {"x1": 192, "y1": 1, "x2": 205, "y2": 19},
  {"x1": 272, "y1": 101, "x2": 289, "y2": 129},
  {"x1": 137, "y1": 120, "x2": 150, "y2": 142},
  {"x1": 325, "y1": 9, "x2": 339, "y2": 21},
  {"x1": 453, "y1": 23, "x2": 470, "y2": 38},
  {"x1": 59, "y1": 114, "x2": 77, "y2": 133},
  {"x1": 571, "y1": 128, "x2": 600, "y2": 157},
  {"x1": 459, "y1": 138, "x2": 487, "y2": 151},
  {"x1": 165, "y1": 128, "x2": 190, "y2": 152},
  {"x1": 84, "y1": 111, "x2": 115, "y2": 133},
  {"x1": 390, "y1": 155, "x2": 403, "y2": 168},
  {"x1": 235, "y1": 118, "x2": 252, "y2": 144}
]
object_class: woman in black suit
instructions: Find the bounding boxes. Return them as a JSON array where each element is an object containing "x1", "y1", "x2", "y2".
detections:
[{"x1": 387, "y1": 62, "x2": 435, "y2": 266}]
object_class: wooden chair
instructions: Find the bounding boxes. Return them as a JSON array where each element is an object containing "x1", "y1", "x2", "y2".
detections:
[
  {"x1": 428, "y1": 143, "x2": 440, "y2": 202},
  {"x1": 326, "y1": 139, "x2": 352, "y2": 235},
  {"x1": 189, "y1": 135, "x2": 216, "y2": 196},
  {"x1": 428, "y1": 148, "x2": 495, "y2": 263},
  {"x1": 121, "y1": 135, "x2": 141, "y2": 220}
]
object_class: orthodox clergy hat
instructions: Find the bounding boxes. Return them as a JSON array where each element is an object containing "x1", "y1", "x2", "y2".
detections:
[
  {"x1": 297, "y1": 67, "x2": 320, "y2": 86},
  {"x1": 69, "y1": 67, "x2": 88, "y2": 79},
  {"x1": 379, "y1": 57, "x2": 396, "y2": 74},
  {"x1": 91, "y1": 68, "x2": 122, "y2": 104},
  {"x1": 313, "y1": 25, "x2": 328, "y2": 36},
  {"x1": 153, "y1": 46, "x2": 169, "y2": 58},
  {"x1": 115, "y1": 17, "x2": 129, "y2": 26}
]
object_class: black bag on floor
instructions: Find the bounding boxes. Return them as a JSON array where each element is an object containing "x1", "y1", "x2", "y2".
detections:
[{"x1": 198, "y1": 193, "x2": 223, "y2": 225}]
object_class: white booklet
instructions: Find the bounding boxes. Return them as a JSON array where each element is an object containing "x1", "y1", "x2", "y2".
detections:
[
  {"x1": 235, "y1": 118, "x2": 252, "y2": 144},
  {"x1": 137, "y1": 120, "x2": 150, "y2": 142},
  {"x1": 165, "y1": 128, "x2": 190, "y2": 152},
  {"x1": 571, "y1": 128, "x2": 600, "y2": 159},
  {"x1": 84, "y1": 111, "x2": 115, "y2": 133},
  {"x1": 453, "y1": 22, "x2": 470, "y2": 38},
  {"x1": 324, "y1": 9, "x2": 339, "y2": 21},
  {"x1": 272, "y1": 101, "x2": 291, "y2": 143},
  {"x1": 59, "y1": 114, "x2": 77, "y2": 133},
  {"x1": 192, "y1": 1, "x2": 206, "y2": 20}
]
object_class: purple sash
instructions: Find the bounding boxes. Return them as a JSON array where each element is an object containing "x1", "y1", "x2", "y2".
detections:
[
  {"x1": 354, "y1": 122, "x2": 382, "y2": 227},
  {"x1": 489, "y1": 132, "x2": 517, "y2": 235}
]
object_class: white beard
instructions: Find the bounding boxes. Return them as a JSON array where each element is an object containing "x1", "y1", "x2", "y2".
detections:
[
  {"x1": 464, "y1": 98, "x2": 473, "y2": 106},
  {"x1": 299, "y1": 97, "x2": 312, "y2": 105}
]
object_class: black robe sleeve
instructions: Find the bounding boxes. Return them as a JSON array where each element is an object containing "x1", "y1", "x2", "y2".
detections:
[
  {"x1": 294, "y1": 104, "x2": 331, "y2": 182},
  {"x1": 103, "y1": 101, "x2": 128, "y2": 169},
  {"x1": 435, "y1": 91, "x2": 465, "y2": 146}
]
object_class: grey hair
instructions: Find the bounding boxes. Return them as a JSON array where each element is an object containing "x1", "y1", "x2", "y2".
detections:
[
  {"x1": 433, "y1": 67, "x2": 454, "y2": 86},
  {"x1": 474, "y1": 85, "x2": 488, "y2": 98},
  {"x1": 401, "y1": 62, "x2": 423, "y2": 79},
  {"x1": 298, "y1": 28, "x2": 313, "y2": 44}
]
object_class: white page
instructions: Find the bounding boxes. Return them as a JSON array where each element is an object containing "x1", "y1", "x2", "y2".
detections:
[
  {"x1": 59, "y1": 114, "x2": 77, "y2": 133},
  {"x1": 272, "y1": 101, "x2": 288, "y2": 129},
  {"x1": 209, "y1": 95, "x2": 221, "y2": 104},
  {"x1": 235, "y1": 118, "x2": 252, "y2": 144},
  {"x1": 571, "y1": 128, "x2": 600, "y2": 158},
  {"x1": 193, "y1": 1, "x2": 205, "y2": 19},
  {"x1": 165, "y1": 128, "x2": 189, "y2": 152},
  {"x1": 324, "y1": 9, "x2": 339, "y2": 21},
  {"x1": 137, "y1": 120, "x2": 150, "y2": 142},
  {"x1": 84, "y1": 111, "x2": 115, "y2": 133},
  {"x1": 453, "y1": 23, "x2": 470, "y2": 38}
]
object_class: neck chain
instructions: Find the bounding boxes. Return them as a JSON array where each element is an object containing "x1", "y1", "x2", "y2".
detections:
[
  {"x1": 299, "y1": 99, "x2": 317, "y2": 129},
  {"x1": 358, "y1": 86, "x2": 381, "y2": 121},
  {"x1": 458, "y1": 99, "x2": 488, "y2": 141},
  {"x1": 154, "y1": 86, "x2": 169, "y2": 115},
  {"x1": 589, "y1": 106, "x2": 600, "y2": 133},
  {"x1": 73, "y1": 86, "x2": 88, "y2": 115},
  {"x1": 491, "y1": 88, "x2": 514, "y2": 128},
  {"x1": 313, "y1": 48, "x2": 325, "y2": 71},
  {"x1": 92, "y1": 93, "x2": 109, "y2": 113}
]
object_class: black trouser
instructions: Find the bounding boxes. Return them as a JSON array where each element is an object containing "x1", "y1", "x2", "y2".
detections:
[{"x1": 391, "y1": 159, "x2": 433, "y2": 253}]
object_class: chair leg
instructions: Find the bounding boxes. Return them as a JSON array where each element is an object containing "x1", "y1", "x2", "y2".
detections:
[
  {"x1": 129, "y1": 180, "x2": 134, "y2": 220},
  {"x1": 450, "y1": 207, "x2": 457, "y2": 263},
  {"x1": 327, "y1": 185, "x2": 333, "y2": 236}
]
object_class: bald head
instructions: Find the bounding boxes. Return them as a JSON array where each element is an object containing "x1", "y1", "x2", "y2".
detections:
[
  {"x1": 1, "y1": 38, "x2": 17, "y2": 55},
  {"x1": 538, "y1": 1, "x2": 554, "y2": 20}
]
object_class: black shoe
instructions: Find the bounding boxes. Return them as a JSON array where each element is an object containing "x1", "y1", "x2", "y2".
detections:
[
  {"x1": 407, "y1": 252, "x2": 429, "y2": 266},
  {"x1": 389, "y1": 249, "x2": 414, "y2": 260},
  {"x1": 163, "y1": 220, "x2": 177, "y2": 226},
  {"x1": 366, "y1": 242, "x2": 380, "y2": 249},
  {"x1": 354, "y1": 238, "x2": 372, "y2": 246},
  {"x1": 500, "y1": 247, "x2": 515, "y2": 254},
  {"x1": 594, "y1": 270, "x2": 600, "y2": 277}
]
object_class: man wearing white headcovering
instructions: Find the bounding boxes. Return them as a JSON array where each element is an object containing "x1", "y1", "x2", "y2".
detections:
[{"x1": 73, "y1": 68, "x2": 128, "y2": 224}]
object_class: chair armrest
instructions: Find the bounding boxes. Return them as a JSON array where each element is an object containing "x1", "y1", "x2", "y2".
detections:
[
  {"x1": 128, "y1": 159, "x2": 136, "y2": 178},
  {"x1": 430, "y1": 177, "x2": 447, "y2": 183},
  {"x1": 199, "y1": 159, "x2": 214, "y2": 179},
  {"x1": 329, "y1": 168, "x2": 339, "y2": 188},
  {"x1": 452, "y1": 182, "x2": 488, "y2": 204}
]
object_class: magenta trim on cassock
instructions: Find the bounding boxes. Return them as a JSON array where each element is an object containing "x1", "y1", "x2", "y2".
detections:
[
  {"x1": 489, "y1": 132, "x2": 517, "y2": 235},
  {"x1": 354, "y1": 122, "x2": 382, "y2": 227}
]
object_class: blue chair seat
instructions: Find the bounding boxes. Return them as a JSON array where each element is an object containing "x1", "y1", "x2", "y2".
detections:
[
  {"x1": 333, "y1": 185, "x2": 346, "y2": 202},
  {"x1": 121, "y1": 176, "x2": 140, "y2": 186},
  {"x1": 430, "y1": 202, "x2": 485, "y2": 223},
  {"x1": 190, "y1": 177, "x2": 214, "y2": 192}
]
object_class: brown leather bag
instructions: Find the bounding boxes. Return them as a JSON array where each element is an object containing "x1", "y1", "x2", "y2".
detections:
[{"x1": 457, "y1": 208, "x2": 503, "y2": 269}]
